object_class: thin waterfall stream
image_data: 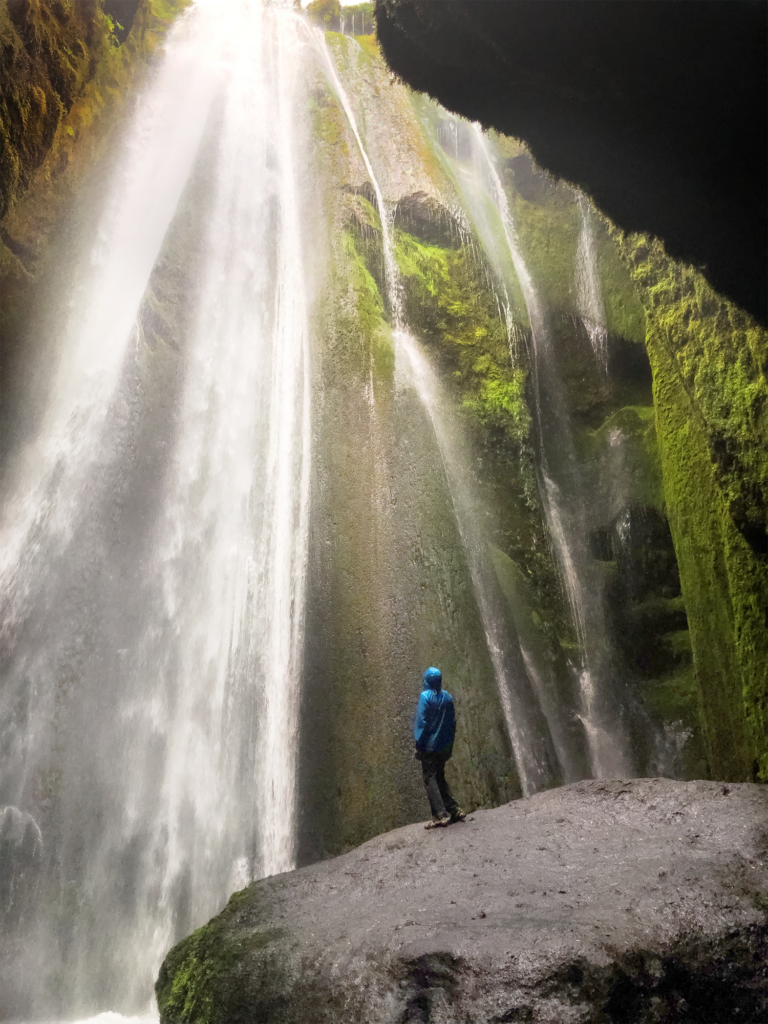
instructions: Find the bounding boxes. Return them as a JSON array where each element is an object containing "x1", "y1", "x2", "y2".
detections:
[
  {"x1": 314, "y1": 30, "x2": 556, "y2": 797},
  {"x1": 575, "y1": 194, "x2": 609, "y2": 372},
  {"x1": 470, "y1": 128, "x2": 630, "y2": 779}
]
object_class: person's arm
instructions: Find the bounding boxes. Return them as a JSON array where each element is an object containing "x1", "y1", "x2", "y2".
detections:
[
  {"x1": 445, "y1": 693, "x2": 456, "y2": 754},
  {"x1": 413, "y1": 693, "x2": 429, "y2": 751}
]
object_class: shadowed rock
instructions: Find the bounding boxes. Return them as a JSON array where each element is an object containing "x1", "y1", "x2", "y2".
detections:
[
  {"x1": 157, "y1": 778, "x2": 768, "y2": 1022},
  {"x1": 374, "y1": 0, "x2": 768, "y2": 326}
]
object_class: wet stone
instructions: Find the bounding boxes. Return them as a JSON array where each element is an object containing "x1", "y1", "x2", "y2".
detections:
[{"x1": 156, "y1": 778, "x2": 768, "y2": 1023}]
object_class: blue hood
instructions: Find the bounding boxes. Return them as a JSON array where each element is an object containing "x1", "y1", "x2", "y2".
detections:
[{"x1": 423, "y1": 666, "x2": 442, "y2": 691}]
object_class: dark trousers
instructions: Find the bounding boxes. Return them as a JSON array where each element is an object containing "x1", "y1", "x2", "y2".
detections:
[{"x1": 420, "y1": 750, "x2": 459, "y2": 820}]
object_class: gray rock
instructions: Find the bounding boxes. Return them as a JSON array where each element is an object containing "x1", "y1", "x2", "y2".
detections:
[{"x1": 156, "y1": 779, "x2": 768, "y2": 1023}]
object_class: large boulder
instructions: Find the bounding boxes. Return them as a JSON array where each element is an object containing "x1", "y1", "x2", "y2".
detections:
[{"x1": 157, "y1": 778, "x2": 768, "y2": 1022}]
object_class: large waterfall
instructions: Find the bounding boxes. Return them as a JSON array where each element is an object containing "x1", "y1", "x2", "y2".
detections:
[
  {"x1": 1, "y1": 1, "x2": 311, "y2": 1016},
  {"x1": 1, "y1": 3, "x2": 690, "y2": 1019}
]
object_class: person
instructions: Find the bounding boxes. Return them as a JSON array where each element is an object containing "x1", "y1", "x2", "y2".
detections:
[{"x1": 413, "y1": 666, "x2": 466, "y2": 828}]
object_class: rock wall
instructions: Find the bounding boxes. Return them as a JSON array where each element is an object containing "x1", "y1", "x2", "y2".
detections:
[
  {"x1": 373, "y1": 0, "x2": 767, "y2": 327},
  {"x1": 609, "y1": 231, "x2": 768, "y2": 782}
]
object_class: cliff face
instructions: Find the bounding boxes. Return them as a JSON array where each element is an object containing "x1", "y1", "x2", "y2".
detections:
[
  {"x1": 374, "y1": 0, "x2": 767, "y2": 329},
  {"x1": 373, "y1": 2, "x2": 768, "y2": 784},
  {"x1": 609, "y1": 232, "x2": 768, "y2": 783}
]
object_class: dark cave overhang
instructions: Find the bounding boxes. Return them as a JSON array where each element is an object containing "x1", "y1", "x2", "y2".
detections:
[{"x1": 374, "y1": 0, "x2": 768, "y2": 326}]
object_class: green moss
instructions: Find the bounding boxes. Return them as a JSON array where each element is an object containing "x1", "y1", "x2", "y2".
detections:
[
  {"x1": 355, "y1": 32, "x2": 380, "y2": 59},
  {"x1": 612, "y1": 230, "x2": 768, "y2": 781},
  {"x1": 395, "y1": 230, "x2": 449, "y2": 296},
  {"x1": 462, "y1": 361, "x2": 530, "y2": 441},
  {"x1": 511, "y1": 189, "x2": 580, "y2": 315},
  {"x1": 342, "y1": 229, "x2": 382, "y2": 329},
  {"x1": 394, "y1": 227, "x2": 532, "y2": 442},
  {"x1": 156, "y1": 890, "x2": 285, "y2": 1024},
  {"x1": 644, "y1": 664, "x2": 698, "y2": 736},
  {"x1": 594, "y1": 216, "x2": 646, "y2": 344},
  {"x1": 585, "y1": 405, "x2": 665, "y2": 513},
  {"x1": 307, "y1": 85, "x2": 349, "y2": 154}
]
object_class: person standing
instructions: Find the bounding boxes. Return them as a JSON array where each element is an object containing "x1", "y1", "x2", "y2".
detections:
[{"x1": 413, "y1": 666, "x2": 466, "y2": 828}]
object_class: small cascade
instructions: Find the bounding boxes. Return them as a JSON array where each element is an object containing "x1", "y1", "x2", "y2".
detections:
[
  {"x1": 315, "y1": 32, "x2": 557, "y2": 797},
  {"x1": 394, "y1": 335, "x2": 555, "y2": 796},
  {"x1": 472, "y1": 128, "x2": 630, "y2": 779},
  {"x1": 575, "y1": 194, "x2": 609, "y2": 371},
  {"x1": 309, "y1": 31, "x2": 403, "y2": 327}
]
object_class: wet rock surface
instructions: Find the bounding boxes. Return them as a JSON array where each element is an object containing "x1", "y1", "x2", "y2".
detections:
[{"x1": 157, "y1": 778, "x2": 768, "y2": 1023}]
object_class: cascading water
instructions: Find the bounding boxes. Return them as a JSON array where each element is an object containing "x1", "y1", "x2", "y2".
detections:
[
  {"x1": 313, "y1": 31, "x2": 558, "y2": 797},
  {"x1": 468, "y1": 127, "x2": 630, "y2": 779},
  {"x1": 0, "y1": 1, "x2": 311, "y2": 1017},
  {"x1": 575, "y1": 194, "x2": 609, "y2": 372}
]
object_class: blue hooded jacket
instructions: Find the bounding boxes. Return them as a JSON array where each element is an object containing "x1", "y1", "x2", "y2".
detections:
[{"x1": 413, "y1": 667, "x2": 455, "y2": 754}]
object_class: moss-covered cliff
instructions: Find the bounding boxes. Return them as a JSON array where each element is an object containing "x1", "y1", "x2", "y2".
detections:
[
  {"x1": 0, "y1": 0, "x2": 188, "y2": 217},
  {"x1": 466, "y1": 120, "x2": 767, "y2": 784},
  {"x1": 0, "y1": 0, "x2": 189, "y2": 335},
  {"x1": 609, "y1": 232, "x2": 768, "y2": 781}
]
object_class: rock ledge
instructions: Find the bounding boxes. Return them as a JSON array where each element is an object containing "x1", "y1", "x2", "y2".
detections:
[{"x1": 157, "y1": 779, "x2": 768, "y2": 1023}]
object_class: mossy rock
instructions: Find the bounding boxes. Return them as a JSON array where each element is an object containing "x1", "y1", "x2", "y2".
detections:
[{"x1": 612, "y1": 229, "x2": 768, "y2": 781}]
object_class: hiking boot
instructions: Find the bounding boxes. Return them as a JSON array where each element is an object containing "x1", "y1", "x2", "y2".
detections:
[
  {"x1": 450, "y1": 808, "x2": 467, "y2": 823},
  {"x1": 425, "y1": 815, "x2": 451, "y2": 829}
]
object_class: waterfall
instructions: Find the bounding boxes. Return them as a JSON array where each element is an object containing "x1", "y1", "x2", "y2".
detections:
[
  {"x1": 471, "y1": 128, "x2": 630, "y2": 780},
  {"x1": 575, "y1": 194, "x2": 609, "y2": 371},
  {"x1": 0, "y1": 6, "x2": 222, "y2": 644},
  {"x1": 392, "y1": 335, "x2": 555, "y2": 796},
  {"x1": 314, "y1": 33, "x2": 557, "y2": 797},
  {"x1": 0, "y1": 1, "x2": 311, "y2": 1016}
]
